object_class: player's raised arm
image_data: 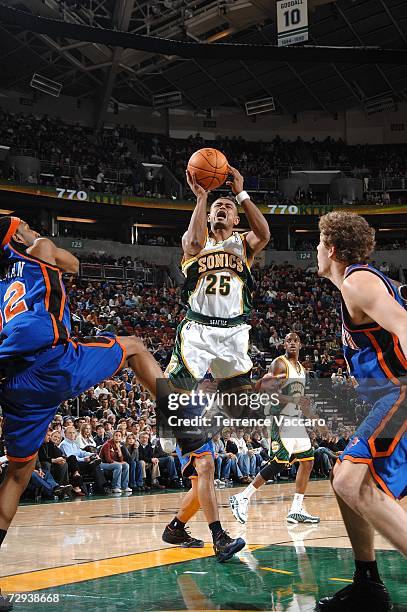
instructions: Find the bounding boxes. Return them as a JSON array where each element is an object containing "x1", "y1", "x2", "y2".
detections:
[
  {"x1": 226, "y1": 164, "x2": 270, "y2": 256},
  {"x1": 28, "y1": 237, "x2": 80, "y2": 274},
  {"x1": 342, "y1": 271, "x2": 407, "y2": 360},
  {"x1": 182, "y1": 170, "x2": 208, "y2": 258}
]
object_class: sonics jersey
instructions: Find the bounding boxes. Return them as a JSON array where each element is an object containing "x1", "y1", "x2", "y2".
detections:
[
  {"x1": 269, "y1": 355, "x2": 313, "y2": 462},
  {"x1": 0, "y1": 240, "x2": 71, "y2": 368},
  {"x1": 277, "y1": 355, "x2": 306, "y2": 417},
  {"x1": 181, "y1": 232, "x2": 253, "y2": 321}
]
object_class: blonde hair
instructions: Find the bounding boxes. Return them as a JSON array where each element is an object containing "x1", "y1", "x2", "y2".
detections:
[{"x1": 80, "y1": 423, "x2": 91, "y2": 437}]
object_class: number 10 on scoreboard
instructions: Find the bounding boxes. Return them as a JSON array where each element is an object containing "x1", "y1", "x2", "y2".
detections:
[{"x1": 277, "y1": 0, "x2": 308, "y2": 47}]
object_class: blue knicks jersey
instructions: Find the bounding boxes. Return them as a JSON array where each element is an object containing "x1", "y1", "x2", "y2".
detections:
[
  {"x1": 0, "y1": 240, "x2": 71, "y2": 364},
  {"x1": 341, "y1": 264, "x2": 407, "y2": 401}
]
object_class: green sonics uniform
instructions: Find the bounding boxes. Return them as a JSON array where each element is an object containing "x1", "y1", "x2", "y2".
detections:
[
  {"x1": 269, "y1": 355, "x2": 315, "y2": 464},
  {"x1": 165, "y1": 231, "x2": 254, "y2": 388}
]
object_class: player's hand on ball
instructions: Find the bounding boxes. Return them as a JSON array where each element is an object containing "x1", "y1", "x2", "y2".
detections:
[
  {"x1": 186, "y1": 169, "x2": 207, "y2": 198},
  {"x1": 226, "y1": 164, "x2": 244, "y2": 195}
]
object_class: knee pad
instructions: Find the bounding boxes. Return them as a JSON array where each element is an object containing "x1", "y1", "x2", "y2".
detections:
[{"x1": 260, "y1": 460, "x2": 284, "y2": 481}]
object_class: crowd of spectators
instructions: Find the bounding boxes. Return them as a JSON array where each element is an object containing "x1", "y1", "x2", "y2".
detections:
[
  {"x1": 250, "y1": 263, "x2": 342, "y2": 366},
  {"x1": 64, "y1": 259, "x2": 400, "y2": 398},
  {"x1": 294, "y1": 236, "x2": 407, "y2": 252},
  {"x1": 61, "y1": 262, "x2": 347, "y2": 375},
  {"x1": 0, "y1": 259, "x2": 372, "y2": 500},
  {"x1": 375, "y1": 238, "x2": 407, "y2": 250},
  {"x1": 2, "y1": 110, "x2": 407, "y2": 202},
  {"x1": 0, "y1": 109, "x2": 403, "y2": 506},
  {"x1": 0, "y1": 408, "x2": 356, "y2": 500},
  {"x1": 75, "y1": 251, "x2": 158, "y2": 270}
]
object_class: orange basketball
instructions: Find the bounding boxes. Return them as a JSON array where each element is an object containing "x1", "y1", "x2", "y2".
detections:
[{"x1": 187, "y1": 148, "x2": 228, "y2": 191}]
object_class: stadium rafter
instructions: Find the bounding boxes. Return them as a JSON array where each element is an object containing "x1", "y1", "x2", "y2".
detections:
[{"x1": 0, "y1": 0, "x2": 406, "y2": 115}]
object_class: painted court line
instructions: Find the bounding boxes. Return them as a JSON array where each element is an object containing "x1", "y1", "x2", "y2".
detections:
[
  {"x1": 260, "y1": 566, "x2": 294, "y2": 575},
  {"x1": 0, "y1": 546, "x2": 215, "y2": 593},
  {"x1": 1, "y1": 545, "x2": 264, "y2": 593}
]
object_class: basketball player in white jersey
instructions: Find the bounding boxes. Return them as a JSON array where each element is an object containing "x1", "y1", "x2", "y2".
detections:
[
  {"x1": 166, "y1": 165, "x2": 269, "y2": 391},
  {"x1": 229, "y1": 332, "x2": 321, "y2": 525},
  {"x1": 162, "y1": 165, "x2": 270, "y2": 560}
]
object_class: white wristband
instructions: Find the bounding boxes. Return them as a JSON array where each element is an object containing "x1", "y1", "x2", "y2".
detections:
[{"x1": 235, "y1": 190, "x2": 250, "y2": 205}]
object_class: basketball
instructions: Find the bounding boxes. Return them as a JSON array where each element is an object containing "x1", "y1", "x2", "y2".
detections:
[{"x1": 187, "y1": 148, "x2": 228, "y2": 191}]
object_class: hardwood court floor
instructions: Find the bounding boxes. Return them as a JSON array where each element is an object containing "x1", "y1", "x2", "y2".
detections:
[{"x1": 1, "y1": 480, "x2": 406, "y2": 611}]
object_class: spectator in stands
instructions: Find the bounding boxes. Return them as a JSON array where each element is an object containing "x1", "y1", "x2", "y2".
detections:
[
  {"x1": 212, "y1": 432, "x2": 231, "y2": 486},
  {"x1": 25, "y1": 458, "x2": 71, "y2": 500},
  {"x1": 250, "y1": 431, "x2": 270, "y2": 462},
  {"x1": 100, "y1": 430, "x2": 132, "y2": 494},
  {"x1": 51, "y1": 421, "x2": 64, "y2": 439},
  {"x1": 90, "y1": 416, "x2": 99, "y2": 435},
  {"x1": 138, "y1": 432, "x2": 164, "y2": 489},
  {"x1": 59, "y1": 426, "x2": 107, "y2": 494},
  {"x1": 379, "y1": 261, "x2": 390, "y2": 275},
  {"x1": 337, "y1": 430, "x2": 351, "y2": 452},
  {"x1": 331, "y1": 367, "x2": 346, "y2": 387},
  {"x1": 222, "y1": 430, "x2": 247, "y2": 483},
  {"x1": 81, "y1": 389, "x2": 100, "y2": 415},
  {"x1": 48, "y1": 430, "x2": 85, "y2": 496},
  {"x1": 77, "y1": 423, "x2": 98, "y2": 452},
  {"x1": 122, "y1": 433, "x2": 144, "y2": 491},
  {"x1": 232, "y1": 428, "x2": 256, "y2": 479},
  {"x1": 3, "y1": 108, "x2": 407, "y2": 206},
  {"x1": 38, "y1": 430, "x2": 70, "y2": 488},
  {"x1": 243, "y1": 432, "x2": 263, "y2": 473},
  {"x1": 96, "y1": 170, "x2": 105, "y2": 192},
  {"x1": 269, "y1": 330, "x2": 282, "y2": 350},
  {"x1": 104, "y1": 422, "x2": 114, "y2": 439},
  {"x1": 94, "y1": 424, "x2": 108, "y2": 448},
  {"x1": 94, "y1": 381, "x2": 108, "y2": 399},
  {"x1": 313, "y1": 433, "x2": 339, "y2": 477},
  {"x1": 152, "y1": 439, "x2": 180, "y2": 487}
]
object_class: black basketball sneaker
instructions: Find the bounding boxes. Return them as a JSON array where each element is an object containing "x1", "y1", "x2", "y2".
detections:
[
  {"x1": 317, "y1": 579, "x2": 393, "y2": 611},
  {"x1": 162, "y1": 524, "x2": 204, "y2": 548},
  {"x1": 0, "y1": 590, "x2": 13, "y2": 611},
  {"x1": 213, "y1": 530, "x2": 245, "y2": 563}
]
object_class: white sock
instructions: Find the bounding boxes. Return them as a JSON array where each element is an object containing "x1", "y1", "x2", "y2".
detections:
[
  {"x1": 290, "y1": 493, "x2": 304, "y2": 513},
  {"x1": 294, "y1": 543, "x2": 306, "y2": 555},
  {"x1": 242, "y1": 483, "x2": 258, "y2": 499}
]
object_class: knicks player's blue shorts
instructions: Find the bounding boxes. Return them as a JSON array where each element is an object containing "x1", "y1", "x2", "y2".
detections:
[
  {"x1": 339, "y1": 385, "x2": 407, "y2": 499},
  {"x1": 0, "y1": 334, "x2": 125, "y2": 461},
  {"x1": 176, "y1": 440, "x2": 215, "y2": 480}
]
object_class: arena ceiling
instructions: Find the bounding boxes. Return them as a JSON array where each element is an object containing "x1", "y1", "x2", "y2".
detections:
[{"x1": 0, "y1": 0, "x2": 407, "y2": 124}]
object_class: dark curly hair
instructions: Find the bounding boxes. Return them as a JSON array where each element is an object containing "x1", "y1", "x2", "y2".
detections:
[
  {"x1": 210, "y1": 195, "x2": 238, "y2": 210},
  {"x1": 319, "y1": 211, "x2": 375, "y2": 264},
  {"x1": 0, "y1": 216, "x2": 20, "y2": 250}
]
